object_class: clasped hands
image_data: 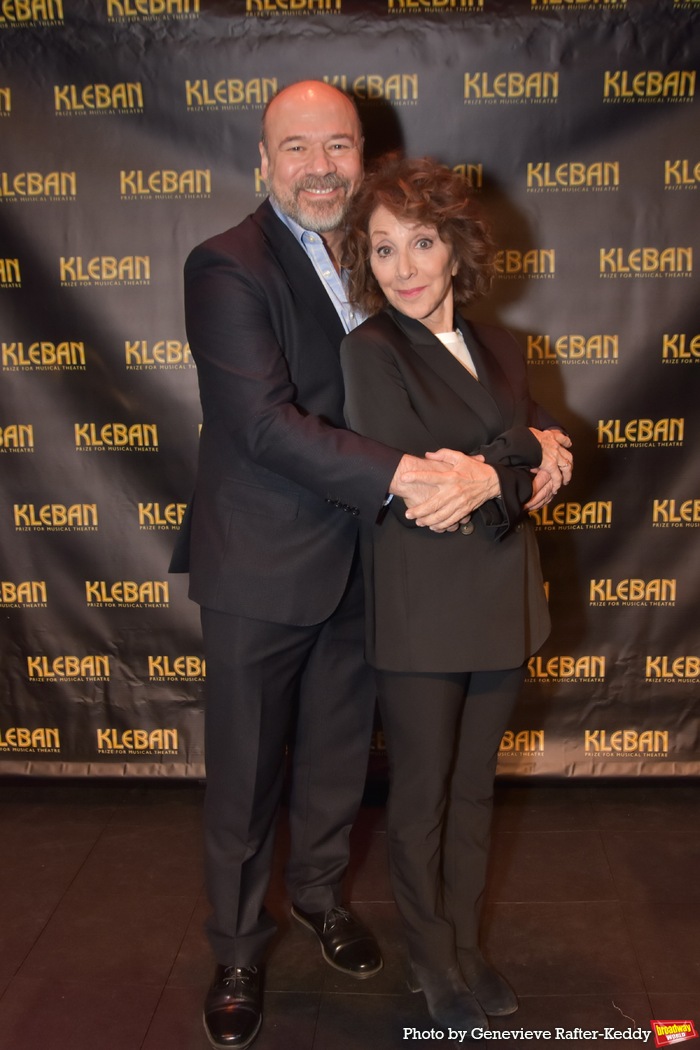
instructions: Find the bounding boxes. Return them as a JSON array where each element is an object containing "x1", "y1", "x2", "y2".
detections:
[
  {"x1": 525, "y1": 427, "x2": 573, "y2": 512},
  {"x1": 389, "y1": 428, "x2": 573, "y2": 533}
]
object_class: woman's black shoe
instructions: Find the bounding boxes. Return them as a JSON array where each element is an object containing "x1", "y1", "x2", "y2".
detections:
[{"x1": 408, "y1": 962, "x2": 489, "y2": 1035}]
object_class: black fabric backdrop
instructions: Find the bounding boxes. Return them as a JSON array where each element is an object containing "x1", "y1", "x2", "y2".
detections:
[{"x1": 0, "y1": 0, "x2": 698, "y2": 777}]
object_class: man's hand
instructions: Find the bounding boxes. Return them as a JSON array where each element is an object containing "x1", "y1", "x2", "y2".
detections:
[
  {"x1": 529, "y1": 428, "x2": 573, "y2": 495},
  {"x1": 389, "y1": 449, "x2": 501, "y2": 532}
]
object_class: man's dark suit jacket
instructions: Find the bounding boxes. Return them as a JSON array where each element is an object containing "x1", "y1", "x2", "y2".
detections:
[
  {"x1": 340, "y1": 307, "x2": 553, "y2": 673},
  {"x1": 174, "y1": 200, "x2": 401, "y2": 626}
]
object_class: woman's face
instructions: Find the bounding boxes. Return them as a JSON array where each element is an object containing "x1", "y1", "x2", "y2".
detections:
[{"x1": 368, "y1": 204, "x2": 457, "y2": 335}]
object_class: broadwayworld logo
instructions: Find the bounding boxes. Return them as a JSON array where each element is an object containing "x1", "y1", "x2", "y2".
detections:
[
  {"x1": 2, "y1": 341, "x2": 86, "y2": 371},
  {"x1": 125, "y1": 340, "x2": 193, "y2": 369},
  {"x1": 0, "y1": 423, "x2": 34, "y2": 452},
  {"x1": 652, "y1": 499, "x2": 700, "y2": 528},
  {"x1": 185, "y1": 78, "x2": 277, "y2": 110},
  {"x1": 604, "y1": 70, "x2": 695, "y2": 102},
  {"x1": 54, "y1": 83, "x2": 144, "y2": 114},
  {"x1": 27, "y1": 655, "x2": 110, "y2": 680},
  {"x1": 464, "y1": 72, "x2": 558, "y2": 104},
  {"x1": 0, "y1": 171, "x2": 76, "y2": 201},
  {"x1": 527, "y1": 162, "x2": 619, "y2": 192},
  {"x1": 529, "y1": 501, "x2": 612, "y2": 530},
  {"x1": 85, "y1": 580, "x2": 169, "y2": 607},
  {"x1": 600, "y1": 247, "x2": 692, "y2": 277},
  {"x1": 106, "y1": 0, "x2": 200, "y2": 19},
  {"x1": 14, "y1": 503, "x2": 98, "y2": 531},
  {"x1": 0, "y1": 0, "x2": 63, "y2": 25},
  {"x1": 120, "y1": 170, "x2": 211, "y2": 199},
  {"x1": 75, "y1": 422, "x2": 158, "y2": 451},
  {"x1": 60, "y1": 256, "x2": 150, "y2": 286},
  {"x1": 589, "y1": 578, "x2": 676, "y2": 606},
  {"x1": 651, "y1": 1020, "x2": 699, "y2": 1048},
  {"x1": 528, "y1": 334, "x2": 618, "y2": 364},
  {"x1": 597, "y1": 418, "x2": 684, "y2": 447}
]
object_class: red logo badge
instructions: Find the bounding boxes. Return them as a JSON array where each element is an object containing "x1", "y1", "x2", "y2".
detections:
[{"x1": 651, "y1": 1021, "x2": 699, "y2": 1048}]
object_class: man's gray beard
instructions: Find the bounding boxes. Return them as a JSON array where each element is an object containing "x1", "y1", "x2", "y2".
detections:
[{"x1": 269, "y1": 178, "x2": 352, "y2": 233}]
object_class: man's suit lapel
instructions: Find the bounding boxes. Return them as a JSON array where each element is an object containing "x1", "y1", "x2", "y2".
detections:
[
  {"x1": 253, "y1": 200, "x2": 346, "y2": 351},
  {"x1": 386, "y1": 307, "x2": 507, "y2": 433}
]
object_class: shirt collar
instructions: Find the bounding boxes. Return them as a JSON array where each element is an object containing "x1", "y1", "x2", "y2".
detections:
[{"x1": 270, "y1": 198, "x2": 310, "y2": 246}]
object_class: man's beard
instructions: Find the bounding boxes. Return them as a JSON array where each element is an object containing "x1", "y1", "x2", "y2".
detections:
[{"x1": 269, "y1": 173, "x2": 353, "y2": 233}]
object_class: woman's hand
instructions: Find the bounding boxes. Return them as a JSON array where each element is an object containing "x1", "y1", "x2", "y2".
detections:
[
  {"x1": 529, "y1": 428, "x2": 573, "y2": 495},
  {"x1": 525, "y1": 468, "x2": 557, "y2": 511}
]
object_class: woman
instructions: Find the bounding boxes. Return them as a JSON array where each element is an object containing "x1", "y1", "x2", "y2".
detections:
[{"x1": 340, "y1": 157, "x2": 572, "y2": 1034}]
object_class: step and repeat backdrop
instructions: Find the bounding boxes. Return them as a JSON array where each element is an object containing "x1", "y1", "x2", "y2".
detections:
[{"x1": 1, "y1": 0, "x2": 698, "y2": 778}]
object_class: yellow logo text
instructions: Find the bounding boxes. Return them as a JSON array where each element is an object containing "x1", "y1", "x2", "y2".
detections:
[
  {"x1": 74, "y1": 423, "x2": 158, "y2": 449},
  {"x1": 585, "y1": 730, "x2": 668, "y2": 754},
  {"x1": 528, "y1": 334, "x2": 618, "y2": 363},
  {"x1": 464, "y1": 72, "x2": 558, "y2": 102},
  {"x1": 597, "y1": 418, "x2": 683, "y2": 446},
  {"x1": 0, "y1": 727, "x2": 60, "y2": 750},
  {"x1": 529, "y1": 501, "x2": 612, "y2": 529},
  {"x1": 27, "y1": 655, "x2": 110, "y2": 679},
  {"x1": 2, "y1": 341, "x2": 85, "y2": 370},
  {"x1": 0, "y1": 0, "x2": 63, "y2": 23},
  {"x1": 652, "y1": 499, "x2": 700, "y2": 526},
  {"x1": 85, "y1": 580, "x2": 169, "y2": 606},
  {"x1": 589, "y1": 578, "x2": 676, "y2": 605},
  {"x1": 604, "y1": 70, "x2": 695, "y2": 101},
  {"x1": 14, "y1": 504, "x2": 98, "y2": 530},
  {"x1": 0, "y1": 423, "x2": 34, "y2": 450}
]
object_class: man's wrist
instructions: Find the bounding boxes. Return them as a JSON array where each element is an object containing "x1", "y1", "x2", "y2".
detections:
[{"x1": 487, "y1": 464, "x2": 502, "y2": 501}]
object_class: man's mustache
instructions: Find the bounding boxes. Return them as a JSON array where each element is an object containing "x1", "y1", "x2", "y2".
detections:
[{"x1": 295, "y1": 174, "x2": 350, "y2": 195}]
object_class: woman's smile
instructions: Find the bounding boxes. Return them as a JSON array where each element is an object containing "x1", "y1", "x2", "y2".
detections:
[{"x1": 368, "y1": 205, "x2": 458, "y2": 335}]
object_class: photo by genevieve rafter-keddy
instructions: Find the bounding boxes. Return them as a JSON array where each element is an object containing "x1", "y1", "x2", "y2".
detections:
[{"x1": 400, "y1": 1018, "x2": 700, "y2": 1045}]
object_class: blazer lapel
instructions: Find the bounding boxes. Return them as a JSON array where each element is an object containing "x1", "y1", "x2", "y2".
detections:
[
  {"x1": 253, "y1": 200, "x2": 346, "y2": 351},
  {"x1": 456, "y1": 316, "x2": 517, "y2": 427},
  {"x1": 386, "y1": 307, "x2": 507, "y2": 434}
]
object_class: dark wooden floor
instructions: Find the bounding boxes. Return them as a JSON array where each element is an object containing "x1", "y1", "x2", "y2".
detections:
[{"x1": 0, "y1": 778, "x2": 699, "y2": 1050}]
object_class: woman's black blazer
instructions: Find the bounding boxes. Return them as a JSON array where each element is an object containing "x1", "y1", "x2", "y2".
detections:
[{"x1": 340, "y1": 306, "x2": 553, "y2": 673}]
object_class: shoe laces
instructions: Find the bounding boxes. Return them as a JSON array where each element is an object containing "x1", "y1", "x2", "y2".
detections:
[
  {"x1": 324, "y1": 906, "x2": 353, "y2": 931},
  {"x1": 221, "y1": 965, "x2": 258, "y2": 987}
]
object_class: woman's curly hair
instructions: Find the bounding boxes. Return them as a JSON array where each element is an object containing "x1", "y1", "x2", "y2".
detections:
[{"x1": 344, "y1": 154, "x2": 495, "y2": 316}]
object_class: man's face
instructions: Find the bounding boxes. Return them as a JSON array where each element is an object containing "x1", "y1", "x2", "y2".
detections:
[{"x1": 260, "y1": 83, "x2": 363, "y2": 233}]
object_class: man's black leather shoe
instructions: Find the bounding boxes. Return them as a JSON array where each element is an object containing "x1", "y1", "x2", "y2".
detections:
[
  {"x1": 203, "y1": 964, "x2": 263, "y2": 1049},
  {"x1": 291, "y1": 904, "x2": 383, "y2": 978}
]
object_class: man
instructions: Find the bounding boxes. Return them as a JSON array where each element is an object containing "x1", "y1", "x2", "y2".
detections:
[{"x1": 177, "y1": 80, "x2": 570, "y2": 1050}]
